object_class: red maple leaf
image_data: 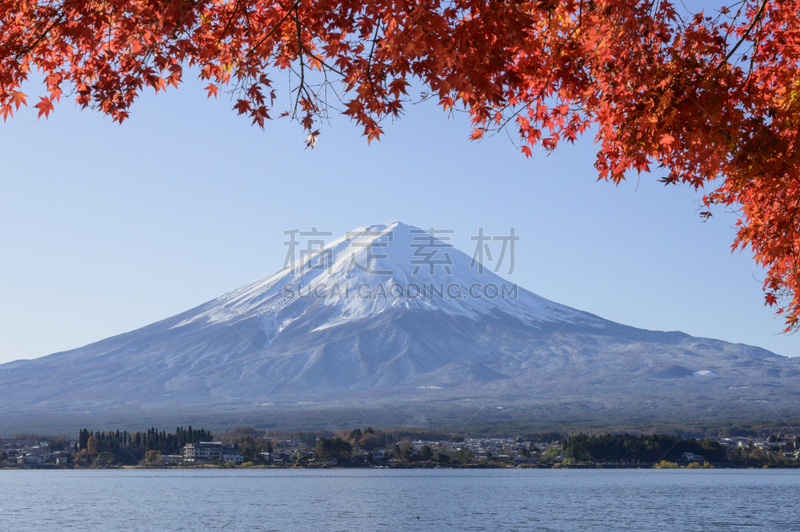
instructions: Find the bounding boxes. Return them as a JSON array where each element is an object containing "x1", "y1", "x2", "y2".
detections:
[{"x1": 34, "y1": 97, "x2": 54, "y2": 119}]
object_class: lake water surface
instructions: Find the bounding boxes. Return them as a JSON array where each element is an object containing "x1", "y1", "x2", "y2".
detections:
[{"x1": 1, "y1": 468, "x2": 797, "y2": 531}]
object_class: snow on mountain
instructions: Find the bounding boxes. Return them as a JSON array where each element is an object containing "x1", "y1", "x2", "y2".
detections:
[
  {"x1": 1, "y1": 221, "x2": 797, "y2": 427},
  {"x1": 172, "y1": 221, "x2": 603, "y2": 338}
]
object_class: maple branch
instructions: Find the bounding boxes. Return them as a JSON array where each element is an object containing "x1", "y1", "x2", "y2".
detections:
[
  {"x1": 13, "y1": 11, "x2": 65, "y2": 61},
  {"x1": 720, "y1": 0, "x2": 768, "y2": 67},
  {"x1": 721, "y1": 1, "x2": 748, "y2": 43},
  {"x1": 763, "y1": 184, "x2": 800, "y2": 312},
  {"x1": 218, "y1": 0, "x2": 243, "y2": 41},
  {"x1": 292, "y1": 4, "x2": 311, "y2": 118},
  {"x1": 242, "y1": 2, "x2": 253, "y2": 31},
  {"x1": 493, "y1": 2, "x2": 586, "y2": 136},
  {"x1": 743, "y1": 31, "x2": 761, "y2": 86},
  {"x1": 364, "y1": 22, "x2": 383, "y2": 102},
  {"x1": 551, "y1": 8, "x2": 582, "y2": 62},
  {"x1": 298, "y1": 44, "x2": 343, "y2": 76},
  {"x1": 494, "y1": 102, "x2": 530, "y2": 136},
  {"x1": 245, "y1": 0, "x2": 299, "y2": 59},
  {"x1": 6, "y1": 0, "x2": 60, "y2": 52},
  {"x1": 399, "y1": 0, "x2": 434, "y2": 39}
]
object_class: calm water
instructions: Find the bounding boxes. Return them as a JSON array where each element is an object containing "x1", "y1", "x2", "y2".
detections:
[{"x1": 1, "y1": 468, "x2": 798, "y2": 531}]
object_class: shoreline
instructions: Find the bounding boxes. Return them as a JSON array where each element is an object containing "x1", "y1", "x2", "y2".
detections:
[{"x1": 4, "y1": 462, "x2": 799, "y2": 471}]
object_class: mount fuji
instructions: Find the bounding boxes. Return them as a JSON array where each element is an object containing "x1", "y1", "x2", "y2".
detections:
[{"x1": 1, "y1": 221, "x2": 799, "y2": 430}]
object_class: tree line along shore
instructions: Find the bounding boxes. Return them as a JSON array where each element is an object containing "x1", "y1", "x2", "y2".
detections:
[{"x1": 3, "y1": 426, "x2": 800, "y2": 469}]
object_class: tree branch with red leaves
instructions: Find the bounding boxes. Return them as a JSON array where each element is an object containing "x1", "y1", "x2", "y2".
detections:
[{"x1": 3, "y1": 0, "x2": 800, "y2": 330}]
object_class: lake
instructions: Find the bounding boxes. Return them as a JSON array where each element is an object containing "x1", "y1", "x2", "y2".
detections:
[{"x1": 1, "y1": 468, "x2": 797, "y2": 530}]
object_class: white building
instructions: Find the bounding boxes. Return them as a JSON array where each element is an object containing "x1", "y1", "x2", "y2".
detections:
[
  {"x1": 222, "y1": 448, "x2": 244, "y2": 464},
  {"x1": 183, "y1": 442, "x2": 243, "y2": 464},
  {"x1": 183, "y1": 442, "x2": 223, "y2": 463},
  {"x1": 16, "y1": 454, "x2": 43, "y2": 466}
]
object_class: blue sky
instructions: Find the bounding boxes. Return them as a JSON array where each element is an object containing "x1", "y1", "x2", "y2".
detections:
[{"x1": 1, "y1": 55, "x2": 797, "y2": 364}]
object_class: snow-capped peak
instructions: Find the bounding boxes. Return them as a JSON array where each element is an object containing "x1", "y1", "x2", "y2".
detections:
[{"x1": 172, "y1": 222, "x2": 602, "y2": 335}]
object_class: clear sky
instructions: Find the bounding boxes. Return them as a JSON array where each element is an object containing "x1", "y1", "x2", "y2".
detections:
[{"x1": 2, "y1": 39, "x2": 797, "y2": 364}]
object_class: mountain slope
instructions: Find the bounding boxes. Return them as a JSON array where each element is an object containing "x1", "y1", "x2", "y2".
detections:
[{"x1": 0, "y1": 221, "x2": 798, "y2": 424}]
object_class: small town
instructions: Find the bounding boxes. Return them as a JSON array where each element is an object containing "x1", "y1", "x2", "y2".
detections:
[{"x1": 3, "y1": 427, "x2": 799, "y2": 469}]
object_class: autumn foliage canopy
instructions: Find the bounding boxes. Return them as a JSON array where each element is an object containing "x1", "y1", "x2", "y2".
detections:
[{"x1": 1, "y1": 0, "x2": 799, "y2": 328}]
